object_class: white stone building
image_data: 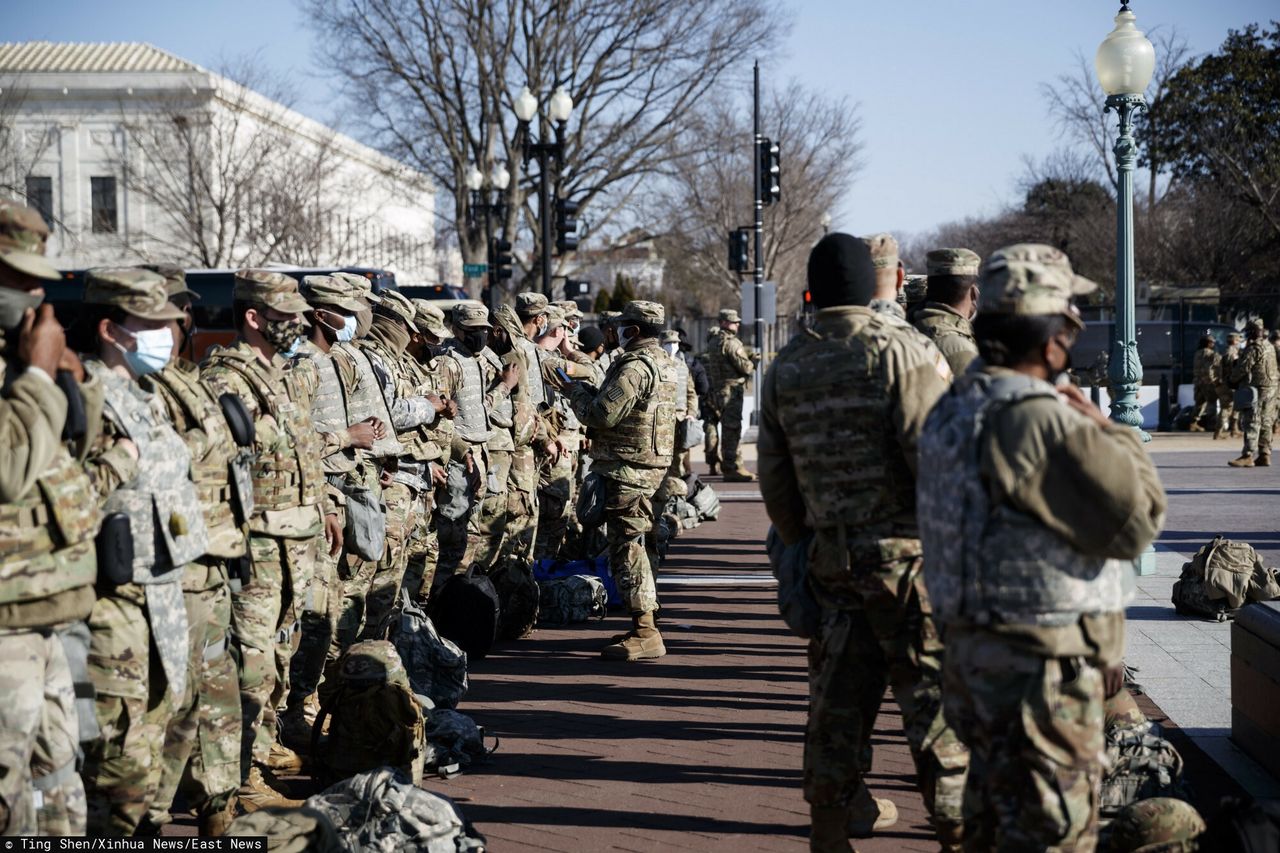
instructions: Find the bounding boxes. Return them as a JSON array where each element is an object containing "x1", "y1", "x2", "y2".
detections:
[
  {"x1": 567, "y1": 229, "x2": 666, "y2": 296},
  {"x1": 0, "y1": 42, "x2": 438, "y2": 280}
]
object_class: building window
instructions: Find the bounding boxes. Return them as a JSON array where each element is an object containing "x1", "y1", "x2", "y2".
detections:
[
  {"x1": 25, "y1": 176, "x2": 54, "y2": 228},
  {"x1": 90, "y1": 176, "x2": 117, "y2": 234}
]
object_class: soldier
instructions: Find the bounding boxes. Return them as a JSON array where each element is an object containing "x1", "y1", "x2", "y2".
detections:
[
  {"x1": 703, "y1": 308, "x2": 759, "y2": 481},
  {"x1": 0, "y1": 202, "x2": 100, "y2": 837},
  {"x1": 1228, "y1": 318, "x2": 1278, "y2": 467},
  {"x1": 1188, "y1": 334, "x2": 1220, "y2": 431},
  {"x1": 73, "y1": 268, "x2": 210, "y2": 835},
  {"x1": 862, "y1": 234, "x2": 907, "y2": 319},
  {"x1": 137, "y1": 266, "x2": 250, "y2": 836},
  {"x1": 201, "y1": 270, "x2": 331, "y2": 810},
  {"x1": 657, "y1": 329, "x2": 699, "y2": 497},
  {"x1": 914, "y1": 248, "x2": 981, "y2": 376},
  {"x1": 1214, "y1": 331, "x2": 1242, "y2": 440},
  {"x1": 1271, "y1": 330, "x2": 1280, "y2": 438},
  {"x1": 758, "y1": 234, "x2": 965, "y2": 852},
  {"x1": 577, "y1": 325, "x2": 606, "y2": 374},
  {"x1": 596, "y1": 310, "x2": 622, "y2": 375},
  {"x1": 568, "y1": 301, "x2": 678, "y2": 661},
  {"x1": 917, "y1": 243, "x2": 1166, "y2": 851},
  {"x1": 902, "y1": 274, "x2": 928, "y2": 322},
  {"x1": 552, "y1": 299, "x2": 583, "y2": 345}
]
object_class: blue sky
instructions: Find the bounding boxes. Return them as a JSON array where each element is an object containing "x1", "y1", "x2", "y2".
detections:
[{"x1": 6, "y1": 0, "x2": 1274, "y2": 239}]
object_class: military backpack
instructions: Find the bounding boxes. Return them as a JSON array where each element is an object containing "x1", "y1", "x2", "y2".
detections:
[
  {"x1": 1100, "y1": 718, "x2": 1190, "y2": 817},
  {"x1": 385, "y1": 593, "x2": 468, "y2": 710},
  {"x1": 488, "y1": 561, "x2": 540, "y2": 641},
  {"x1": 1172, "y1": 536, "x2": 1280, "y2": 621},
  {"x1": 538, "y1": 575, "x2": 609, "y2": 626}
]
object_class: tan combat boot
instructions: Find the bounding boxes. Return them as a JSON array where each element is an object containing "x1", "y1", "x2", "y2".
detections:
[
  {"x1": 601, "y1": 611, "x2": 666, "y2": 661},
  {"x1": 809, "y1": 805, "x2": 853, "y2": 852},
  {"x1": 198, "y1": 797, "x2": 238, "y2": 837},
  {"x1": 1189, "y1": 422, "x2": 1205, "y2": 432},
  {"x1": 1229, "y1": 454, "x2": 1255, "y2": 468},
  {"x1": 1256, "y1": 452, "x2": 1271, "y2": 467},
  {"x1": 1213, "y1": 427, "x2": 1225, "y2": 440},
  {"x1": 847, "y1": 795, "x2": 898, "y2": 838},
  {"x1": 265, "y1": 742, "x2": 304, "y2": 774},
  {"x1": 238, "y1": 766, "x2": 303, "y2": 812},
  {"x1": 724, "y1": 468, "x2": 758, "y2": 483}
]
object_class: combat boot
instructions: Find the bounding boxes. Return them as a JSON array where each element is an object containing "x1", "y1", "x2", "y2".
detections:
[
  {"x1": 1256, "y1": 452, "x2": 1271, "y2": 467},
  {"x1": 809, "y1": 805, "x2": 853, "y2": 852},
  {"x1": 601, "y1": 611, "x2": 666, "y2": 661},
  {"x1": 1189, "y1": 422, "x2": 1205, "y2": 432},
  {"x1": 707, "y1": 461, "x2": 718, "y2": 476},
  {"x1": 198, "y1": 797, "x2": 237, "y2": 837},
  {"x1": 1229, "y1": 454, "x2": 1255, "y2": 467},
  {"x1": 1213, "y1": 427, "x2": 1225, "y2": 440},
  {"x1": 724, "y1": 468, "x2": 757, "y2": 483},
  {"x1": 847, "y1": 795, "x2": 898, "y2": 837},
  {"x1": 278, "y1": 705, "x2": 313, "y2": 754},
  {"x1": 237, "y1": 766, "x2": 303, "y2": 812},
  {"x1": 934, "y1": 819, "x2": 965, "y2": 853},
  {"x1": 266, "y1": 741, "x2": 304, "y2": 774}
]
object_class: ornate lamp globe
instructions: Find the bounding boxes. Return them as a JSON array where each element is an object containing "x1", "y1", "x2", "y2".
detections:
[
  {"x1": 548, "y1": 86, "x2": 574, "y2": 123},
  {"x1": 491, "y1": 162, "x2": 511, "y2": 191},
  {"x1": 1095, "y1": 3, "x2": 1156, "y2": 96},
  {"x1": 464, "y1": 164, "x2": 484, "y2": 192},
  {"x1": 513, "y1": 86, "x2": 538, "y2": 123}
]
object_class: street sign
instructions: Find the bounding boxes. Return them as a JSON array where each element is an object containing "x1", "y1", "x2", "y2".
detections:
[
  {"x1": 739, "y1": 281, "x2": 777, "y2": 325},
  {"x1": 463, "y1": 263, "x2": 488, "y2": 277}
]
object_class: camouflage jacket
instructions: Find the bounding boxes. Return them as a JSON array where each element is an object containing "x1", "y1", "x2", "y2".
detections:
[
  {"x1": 1231, "y1": 339, "x2": 1279, "y2": 389},
  {"x1": 913, "y1": 303, "x2": 978, "y2": 377},
  {"x1": 1192, "y1": 348, "x2": 1220, "y2": 386},
  {"x1": 569, "y1": 339, "x2": 678, "y2": 471},
  {"x1": 703, "y1": 328, "x2": 754, "y2": 391}
]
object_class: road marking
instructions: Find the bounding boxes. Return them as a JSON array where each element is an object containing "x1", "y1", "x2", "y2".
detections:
[{"x1": 657, "y1": 574, "x2": 777, "y2": 587}]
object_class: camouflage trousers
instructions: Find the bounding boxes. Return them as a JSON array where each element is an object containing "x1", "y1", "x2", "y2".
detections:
[
  {"x1": 324, "y1": 552, "x2": 379, "y2": 686},
  {"x1": 470, "y1": 449, "x2": 513, "y2": 574},
  {"x1": 436, "y1": 453, "x2": 487, "y2": 577},
  {"x1": 289, "y1": 504, "x2": 345, "y2": 714},
  {"x1": 536, "y1": 446, "x2": 577, "y2": 561},
  {"x1": 1190, "y1": 382, "x2": 1217, "y2": 425},
  {"x1": 1215, "y1": 385, "x2": 1237, "y2": 433},
  {"x1": 0, "y1": 627, "x2": 85, "y2": 836},
  {"x1": 943, "y1": 632, "x2": 1105, "y2": 852},
  {"x1": 602, "y1": 467, "x2": 666, "y2": 614},
  {"x1": 1240, "y1": 386, "x2": 1277, "y2": 457},
  {"x1": 145, "y1": 570, "x2": 240, "y2": 827},
  {"x1": 360, "y1": 483, "x2": 419, "y2": 640},
  {"x1": 82, "y1": 583, "x2": 179, "y2": 836},
  {"x1": 805, "y1": 535, "x2": 967, "y2": 829},
  {"x1": 402, "y1": 494, "x2": 440, "y2": 603},
  {"x1": 501, "y1": 447, "x2": 540, "y2": 567}
]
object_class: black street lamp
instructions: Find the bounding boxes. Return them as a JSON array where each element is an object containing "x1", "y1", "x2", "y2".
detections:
[
  {"x1": 513, "y1": 84, "x2": 574, "y2": 296},
  {"x1": 466, "y1": 162, "x2": 511, "y2": 310}
]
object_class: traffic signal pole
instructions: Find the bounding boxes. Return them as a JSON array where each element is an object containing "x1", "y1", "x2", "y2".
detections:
[{"x1": 751, "y1": 60, "x2": 764, "y2": 427}]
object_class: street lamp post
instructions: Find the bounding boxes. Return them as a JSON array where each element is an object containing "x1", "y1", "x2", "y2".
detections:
[
  {"x1": 466, "y1": 162, "x2": 511, "y2": 310},
  {"x1": 513, "y1": 85, "x2": 574, "y2": 296},
  {"x1": 1096, "y1": 1, "x2": 1155, "y2": 438}
]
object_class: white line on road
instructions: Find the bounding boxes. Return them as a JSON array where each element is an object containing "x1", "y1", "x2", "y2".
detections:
[{"x1": 657, "y1": 574, "x2": 777, "y2": 587}]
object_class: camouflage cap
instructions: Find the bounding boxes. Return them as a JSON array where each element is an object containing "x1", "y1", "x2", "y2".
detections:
[
  {"x1": 234, "y1": 269, "x2": 310, "y2": 314},
  {"x1": 410, "y1": 298, "x2": 451, "y2": 340},
  {"x1": 1249, "y1": 317, "x2": 1266, "y2": 331},
  {"x1": 338, "y1": 640, "x2": 406, "y2": 684},
  {"x1": 543, "y1": 304, "x2": 565, "y2": 332},
  {"x1": 927, "y1": 248, "x2": 981, "y2": 278},
  {"x1": 516, "y1": 291, "x2": 549, "y2": 318},
  {"x1": 300, "y1": 274, "x2": 365, "y2": 314},
  {"x1": 860, "y1": 232, "x2": 899, "y2": 270},
  {"x1": 330, "y1": 271, "x2": 380, "y2": 304},
  {"x1": 719, "y1": 308, "x2": 742, "y2": 323},
  {"x1": 84, "y1": 267, "x2": 186, "y2": 321},
  {"x1": 552, "y1": 299, "x2": 582, "y2": 320},
  {"x1": 904, "y1": 274, "x2": 929, "y2": 303},
  {"x1": 452, "y1": 301, "x2": 492, "y2": 330},
  {"x1": 373, "y1": 289, "x2": 420, "y2": 333},
  {"x1": 0, "y1": 200, "x2": 59, "y2": 280},
  {"x1": 660, "y1": 329, "x2": 681, "y2": 344},
  {"x1": 620, "y1": 300, "x2": 665, "y2": 326},
  {"x1": 599, "y1": 310, "x2": 622, "y2": 326},
  {"x1": 141, "y1": 263, "x2": 200, "y2": 301},
  {"x1": 978, "y1": 243, "x2": 1097, "y2": 328},
  {"x1": 1105, "y1": 798, "x2": 1205, "y2": 853}
]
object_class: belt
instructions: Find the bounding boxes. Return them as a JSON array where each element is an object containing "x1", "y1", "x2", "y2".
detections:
[{"x1": 326, "y1": 473, "x2": 348, "y2": 488}]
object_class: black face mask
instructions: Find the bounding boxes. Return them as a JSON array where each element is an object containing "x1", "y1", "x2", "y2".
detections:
[
  {"x1": 1050, "y1": 335, "x2": 1074, "y2": 383},
  {"x1": 490, "y1": 333, "x2": 512, "y2": 355},
  {"x1": 463, "y1": 330, "x2": 488, "y2": 354}
]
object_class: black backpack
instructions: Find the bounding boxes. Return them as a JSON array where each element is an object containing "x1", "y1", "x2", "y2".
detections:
[
  {"x1": 429, "y1": 572, "x2": 500, "y2": 660},
  {"x1": 1202, "y1": 797, "x2": 1280, "y2": 853}
]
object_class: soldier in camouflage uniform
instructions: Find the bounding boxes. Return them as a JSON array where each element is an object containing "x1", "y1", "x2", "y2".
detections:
[
  {"x1": 655, "y1": 329, "x2": 699, "y2": 505},
  {"x1": 913, "y1": 249, "x2": 981, "y2": 377},
  {"x1": 201, "y1": 270, "x2": 332, "y2": 810},
  {"x1": 861, "y1": 234, "x2": 907, "y2": 320},
  {"x1": 1213, "y1": 332, "x2": 1241, "y2": 440},
  {"x1": 918, "y1": 244, "x2": 1167, "y2": 852},
  {"x1": 568, "y1": 301, "x2": 678, "y2": 661},
  {"x1": 1188, "y1": 335, "x2": 1220, "y2": 431},
  {"x1": 137, "y1": 267, "x2": 249, "y2": 836},
  {"x1": 595, "y1": 310, "x2": 622, "y2": 376},
  {"x1": 0, "y1": 202, "x2": 100, "y2": 837},
  {"x1": 1228, "y1": 318, "x2": 1278, "y2": 467},
  {"x1": 703, "y1": 308, "x2": 758, "y2": 481},
  {"x1": 74, "y1": 268, "x2": 210, "y2": 835},
  {"x1": 758, "y1": 234, "x2": 966, "y2": 852}
]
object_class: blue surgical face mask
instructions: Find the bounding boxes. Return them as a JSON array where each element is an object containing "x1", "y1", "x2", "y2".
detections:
[
  {"x1": 113, "y1": 325, "x2": 173, "y2": 377},
  {"x1": 336, "y1": 314, "x2": 357, "y2": 343}
]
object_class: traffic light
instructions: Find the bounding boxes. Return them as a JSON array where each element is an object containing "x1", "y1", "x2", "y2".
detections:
[
  {"x1": 489, "y1": 236, "x2": 513, "y2": 285},
  {"x1": 564, "y1": 279, "x2": 590, "y2": 299},
  {"x1": 758, "y1": 137, "x2": 780, "y2": 205},
  {"x1": 728, "y1": 228, "x2": 750, "y2": 273},
  {"x1": 555, "y1": 198, "x2": 580, "y2": 254}
]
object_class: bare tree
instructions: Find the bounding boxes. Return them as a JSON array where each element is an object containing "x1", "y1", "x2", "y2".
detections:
[{"x1": 305, "y1": 0, "x2": 788, "y2": 297}]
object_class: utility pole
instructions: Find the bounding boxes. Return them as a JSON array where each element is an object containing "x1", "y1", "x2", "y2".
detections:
[{"x1": 751, "y1": 60, "x2": 764, "y2": 427}]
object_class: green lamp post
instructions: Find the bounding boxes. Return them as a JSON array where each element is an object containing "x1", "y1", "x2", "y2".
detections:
[{"x1": 1096, "y1": 1, "x2": 1156, "y2": 437}]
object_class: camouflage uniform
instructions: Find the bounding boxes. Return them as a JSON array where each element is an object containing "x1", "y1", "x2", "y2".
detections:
[
  {"x1": 1229, "y1": 322, "x2": 1278, "y2": 464},
  {"x1": 1214, "y1": 335, "x2": 1241, "y2": 438},
  {"x1": 757, "y1": 287, "x2": 966, "y2": 846},
  {"x1": 0, "y1": 203, "x2": 100, "y2": 837},
  {"x1": 200, "y1": 271, "x2": 327, "y2": 780},
  {"x1": 917, "y1": 244, "x2": 1166, "y2": 852},
  {"x1": 912, "y1": 249, "x2": 981, "y2": 378},
  {"x1": 1189, "y1": 345, "x2": 1220, "y2": 429},
  {"x1": 569, "y1": 301, "x2": 678, "y2": 661},
  {"x1": 79, "y1": 269, "x2": 209, "y2": 836},
  {"x1": 654, "y1": 330, "x2": 699, "y2": 507},
  {"x1": 702, "y1": 309, "x2": 756, "y2": 477}
]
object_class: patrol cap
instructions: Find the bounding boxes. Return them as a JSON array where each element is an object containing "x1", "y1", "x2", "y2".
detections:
[
  {"x1": 1248, "y1": 317, "x2": 1265, "y2": 332},
  {"x1": 860, "y1": 232, "x2": 899, "y2": 270},
  {"x1": 543, "y1": 304, "x2": 565, "y2": 332},
  {"x1": 84, "y1": 267, "x2": 186, "y2": 321},
  {"x1": 552, "y1": 299, "x2": 582, "y2": 321},
  {"x1": 927, "y1": 248, "x2": 981, "y2": 278},
  {"x1": 372, "y1": 289, "x2": 420, "y2": 333},
  {"x1": 300, "y1": 274, "x2": 365, "y2": 314},
  {"x1": 0, "y1": 201, "x2": 59, "y2": 280},
  {"x1": 452, "y1": 301, "x2": 492, "y2": 330},
  {"x1": 1105, "y1": 798, "x2": 1205, "y2": 853},
  {"x1": 719, "y1": 308, "x2": 741, "y2": 324},
  {"x1": 599, "y1": 310, "x2": 622, "y2": 327},
  {"x1": 660, "y1": 329, "x2": 681, "y2": 344},
  {"x1": 234, "y1": 269, "x2": 311, "y2": 314},
  {"x1": 330, "y1": 271, "x2": 381, "y2": 304},
  {"x1": 410, "y1": 298, "x2": 451, "y2": 340},
  {"x1": 516, "y1": 292, "x2": 549, "y2": 318},
  {"x1": 140, "y1": 263, "x2": 200, "y2": 301},
  {"x1": 978, "y1": 243, "x2": 1097, "y2": 329},
  {"x1": 619, "y1": 300, "x2": 665, "y2": 326}
]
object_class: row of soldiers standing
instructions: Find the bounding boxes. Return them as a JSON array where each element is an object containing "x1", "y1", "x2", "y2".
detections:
[
  {"x1": 0, "y1": 196, "x2": 697, "y2": 838},
  {"x1": 1190, "y1": 324, "x2": 1279, "y2": 466}
]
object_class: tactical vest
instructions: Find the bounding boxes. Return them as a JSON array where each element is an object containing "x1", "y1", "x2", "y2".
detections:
[
  {"x1": 298, "y1": 346, "x2": 358, "y2": 475},
  {"x1": 590, "y1": 344, "x2": 678, "y2": 469},
  {"x1": 446, "y1": 346, "x2": 492, "y2": 445},
  {"x1": 333, "y1": 342, "x2": 403, "y2": 460},
  {"x1": 481, "y1": 348, "x2": 515, "y2": 453},
  {"x1": 538, "y1": 348, "x2": 582, "y2": 435},
  {"x1": 142, "y1": 361, "x2": 247, "y2": 559},
  {"x1": 420, "y1": 354, "x2": 456, "y2": 458},
  {"x1": 396, "y1": 354, "x2": 443, "y2": 464},
  {"x1": 918, "y1": 371, "x2": 1129, "y2": 628},
  {"x1": 516, "y1": 338, "x2": 545, "y2": 406},
  {"x1": 0, "y1": 357, "x2": 99, "y2": 612},
  {"x1": 672, "y1": 354, "x2": 690, "y2": 418}
]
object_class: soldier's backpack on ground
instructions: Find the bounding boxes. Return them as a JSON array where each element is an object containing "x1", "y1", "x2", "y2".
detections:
[
  {"x1": 533, "y1": 555, "x2": 621, "y2": 607},
  {"x1": 313, "y1": 641, "x2": 427, "y2": 786},
  {"x1": 487, "y1": 560, "x2": 540, "y2": 640},
  {"x1": 225, "y1": 806, "x2": 345, "y2": 852},
  {"x1": 429, "y1": 571, "x2": 500, "y2": 659},
  {"x1": 384, "y1": 593, "x2": 467, "y2": 710},
  {"x1": 424, "y1": 708, "x2": 496, "y2": 777},
  {"x1": 766, "y1": 526, "x2": 820, "y2": 639},
  {"x1": 538, "y1": 575, "x2": 608, "y2": 626},
  {"x1": 1100, "y1": 717, "x2": 1190, "y2": 816},
  {"x1": 1172, "y1": 536, "x2": 1280, "y2": 621},
  {"x1": 689, "y1": 478, "x2": 721, "y2": 522},
  {"x1": 305, "y1": 768, "x2": 487, "y2": 852},
  {"x1": 576, "y1": 470, "x2": 606, "y2": 527}
]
